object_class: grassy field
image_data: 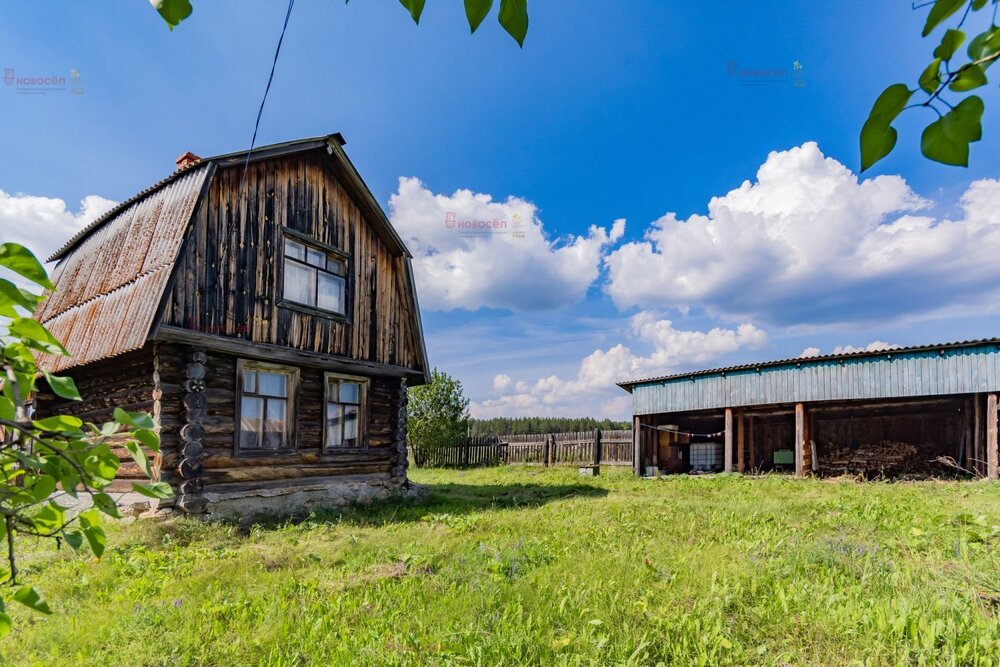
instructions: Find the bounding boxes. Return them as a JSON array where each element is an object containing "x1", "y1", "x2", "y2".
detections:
[{"x1": 4, "y1": 467, "x2": 1000, "y2": 666}]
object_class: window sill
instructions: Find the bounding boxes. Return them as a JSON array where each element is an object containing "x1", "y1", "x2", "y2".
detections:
[{"x1": 278, "y1": 300, "x2": 349, "y2": 322}]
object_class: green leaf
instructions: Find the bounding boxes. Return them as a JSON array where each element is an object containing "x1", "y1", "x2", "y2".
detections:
[
  {"x1": 30, "y1": 503, "x2": 66, "y2": 535},
  {"x1": 971, "y1": 0, "x2": 988, "y2": 9},
  {"x1": 125, "y1": 441, "x2": 152, "y2": 478},
  {"x1": 8, "y1": 318, "x2": 67, "y2": 356},
  {"x1": 151, "y1": 0, "x2": 192, "y2": 30},
  {"x1": 860, "y1": 84, "x2": 913, "y2": 171},
  {"x1": 41, "y1": 370, "x2": 81, "y2": 401},
  {"x1": 0, "y1": 278, "x2": 40, "y2": 311},
  {"x1": 398, "y1": 0, "x2": 426, "y2": 24},
  {"x1": 132, "y1": 428, "x2": 161, "y2": 453},
  {"x1": 131, "y1": 482, "x2": 175, "y2": 499},
  {"x1": 85, "y1": 443, "x2": 121, "y2": 484},
  {"x1": 29, "y1": 475, "x2": 56, "y2": 503},
  {"x1": 0, "y1": 397, "x2": 13, "y2": 421},
  {"x1": 498, "y1": 0, "x2": 528, "y2": 47},
  {"x1": 967, "y1": 26, "x2": 1000, "y2": 63},
  {"x1": 919, "y1": 58, "x2": 943, "y2": 93},
  {"x1": 464, "y1": 0, "x2": 494, "y2": 32},
  {"x1": 921, "y1": 95, "x2": 984, "y2": 166},
  {"x1": 0, "y1": 612, "x2": 10, "y2": 638},
  {"x1": 12, "y1": 586, "x2": 52, "y2": 615},
  {"x1": 62, "y1": 530, "x2": 84, "y2": 550},
  {"x1": 92, "y1": 492, "x2": 122, "y2": 518},
  {"x1": 950, "y1": 64, "x2": 988, "y2": 90},
  {"x1": 934, "y1": 29, "x2": 966, "y2": 60},
  {"x1": 868, "y1": 83, "x2": 913, "y2": 124},
  {"x1": 113, "y1": 407, "x2": 156, "y2": 430},
  {"x1": 922, "y1": 0, "x2": 967, "y2": 37},
  {"x1": 32, "y1": 414, "x2": 83, "y2": 433},
  {"x1": 78, "y1": 509, "x2": 106, "y2": 558},
  {"x1": 0, "y1": 243, "x2": 53, "y2": 290}
]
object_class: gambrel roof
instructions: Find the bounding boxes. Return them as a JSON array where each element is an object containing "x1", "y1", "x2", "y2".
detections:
[{"x1": 35, "y1": 135, "x2": 429, "y2": 377}]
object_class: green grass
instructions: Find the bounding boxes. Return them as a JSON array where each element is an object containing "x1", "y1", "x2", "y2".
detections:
[{"x1": 4, "y1": 467, "x2": 1000, "y2": 666}]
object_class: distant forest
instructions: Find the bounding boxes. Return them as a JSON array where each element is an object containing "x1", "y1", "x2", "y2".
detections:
[{"x1": 468, "y1": 417, "x2": 631, "y2": 436}]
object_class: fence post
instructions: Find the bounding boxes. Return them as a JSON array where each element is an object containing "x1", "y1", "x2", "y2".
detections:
[
  {"x1": 594, "y1": 429, "x2": 602, "y2": 466},
  {"x1": 544, "y1": 434, "x2": 551, "y2": 467}
]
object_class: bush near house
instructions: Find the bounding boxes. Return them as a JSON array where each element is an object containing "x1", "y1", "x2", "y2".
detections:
[{"x1": 3, "y1": 466, "x2": 1000, "y2": 665}]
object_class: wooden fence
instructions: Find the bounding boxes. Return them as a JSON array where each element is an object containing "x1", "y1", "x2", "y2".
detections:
[{"x1": 411, "y1": 429, "x2": 633, "y2": 469}]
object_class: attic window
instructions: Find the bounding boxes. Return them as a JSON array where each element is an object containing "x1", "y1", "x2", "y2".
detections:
[{"x1": 282, "y1": 236, "x2": 347, "y2": 315}]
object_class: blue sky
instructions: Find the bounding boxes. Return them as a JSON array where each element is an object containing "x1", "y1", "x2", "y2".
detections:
[{"x1": 2, "y1": 2, "x2": 999, "y2": 418}]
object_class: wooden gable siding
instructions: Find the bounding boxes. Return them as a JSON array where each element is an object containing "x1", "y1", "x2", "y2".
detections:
[{"x1": 160, "y1": 152, "x2": 423, "y2": 372}]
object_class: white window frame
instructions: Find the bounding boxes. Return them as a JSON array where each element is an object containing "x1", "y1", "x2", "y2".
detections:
[
  {"x1": 235, "y1": 359, "x2": 299, "y2": 455},
  {"x1": 280, "y1": 232, "x2": 349, "y2": 317},
  {"x1": 323, "y1": 372, "x2": 368, "y2": 451}
]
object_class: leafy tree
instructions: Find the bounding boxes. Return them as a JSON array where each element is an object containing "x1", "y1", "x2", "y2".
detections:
[
  {"x1": 0, "y1": 243, "x2": 170, "y2": 636},
  {"x1": 468, "y1": 416, "x2": 630, "y2": 436},
  {"x1": 151, "y1": 0, "x2": 530, "y2": 46},
  {"x1": 407, "y1": 369, "x2": 469, "y2": 463},
  {"x1": 863, "y1": 0, "x2": 998, "y2": 170}
]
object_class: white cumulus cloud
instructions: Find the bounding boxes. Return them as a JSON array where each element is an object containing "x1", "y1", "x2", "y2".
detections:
[
  {"x1": 389, "y1": 177, "x2": 625, "y2": 311},
  {"x1": 604, "y1": 142, "x2": 1000, "y2": 326},
  {"x1": 471, "y1": 313, "x2": 767, "y2": 419},
  {"x1": 0, "y1": 189, "x2": 116, "y2": 264}
]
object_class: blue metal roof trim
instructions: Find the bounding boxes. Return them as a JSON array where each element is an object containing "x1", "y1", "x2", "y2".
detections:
[{"x1": 628, "y1": 340, "x2": 1000, "y2": 415}]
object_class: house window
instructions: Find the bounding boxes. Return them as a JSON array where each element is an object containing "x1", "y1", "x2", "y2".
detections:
[
  {"x1": 283, "y1": 236, "x2": 347, "y2": 315},
  {"x1": 237, "y1": 362, "x2": 298, "y2": 452},
  {"x1": 325, "y1": 374, "x2": 366, "y2": 449}
]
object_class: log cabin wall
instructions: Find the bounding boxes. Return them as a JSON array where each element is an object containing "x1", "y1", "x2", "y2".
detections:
[
  {"x1": 154, "y1": 343, "x2": 408, "y2": 515},
  {"x1": 34, "y1": 347, "x2": 170, "y2": 505},
  {"x1": 159, "y1": 152, "x2": 423, "y2": 372}
]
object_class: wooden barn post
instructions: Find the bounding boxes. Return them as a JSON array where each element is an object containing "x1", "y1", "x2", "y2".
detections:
[
  {"x1": 724, "y1": 408, "x2": 734, "y2": 472},
  {"x1": 987, "y1": 393, "x2": 998, "y2": 480},
  {"x1": 632, "y1": 416, "x2": 641, "y2": 476},
  {"x1": 795, "y1": 403, "x2": 811, "y2": 477},
  {"x1": 736, "y1": 409, "x2": 746, "y2": 472}
]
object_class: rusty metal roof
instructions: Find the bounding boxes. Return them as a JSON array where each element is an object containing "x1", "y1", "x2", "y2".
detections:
[{"x1": 36, "y1": 166, "x2": 211, "y2": 372}]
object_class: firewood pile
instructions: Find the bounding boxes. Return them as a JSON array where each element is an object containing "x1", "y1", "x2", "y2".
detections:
[{"x1": 818, "y1": 441, "x2": 937, "y2": 477}]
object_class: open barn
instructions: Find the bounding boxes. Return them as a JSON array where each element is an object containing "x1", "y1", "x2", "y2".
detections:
[{"x1": 619, "y1": 341, "x2": 1000, "y2": 480}]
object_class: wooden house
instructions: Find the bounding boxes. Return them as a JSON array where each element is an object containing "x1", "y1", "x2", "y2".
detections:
[{"x1": 33, "y1": 134, "x2": 430, "y2": 518}]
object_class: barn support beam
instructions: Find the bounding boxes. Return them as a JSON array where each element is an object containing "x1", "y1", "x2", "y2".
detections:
[
  {"x1": 724, "y1": 408, "x2": 734, "y2": 472},
  {"x1": 988, "y1": 393, "x2": 998, "y2": 481},
  {"x1": 632, "y1": 415, "x2": 641, "y2": 476},
  {"x1": 795, "y1": 403, "x2": 811, "y2": 477},
  {"x1": 974, "y1": 394, "x2": 984, "y2": 475},
  {"x1": 736, "y1": 409, "x2": 746, "y2": 473}
]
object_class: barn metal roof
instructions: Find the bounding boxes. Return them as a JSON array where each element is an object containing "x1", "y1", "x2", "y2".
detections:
[{"x1": 620, "y1": 339, "x2": 1000, "y2": 416}]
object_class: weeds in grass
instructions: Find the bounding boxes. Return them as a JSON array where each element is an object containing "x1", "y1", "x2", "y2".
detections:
[{"x1": 3, "y1": 467, "x2": 1000, "y2": 665}]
